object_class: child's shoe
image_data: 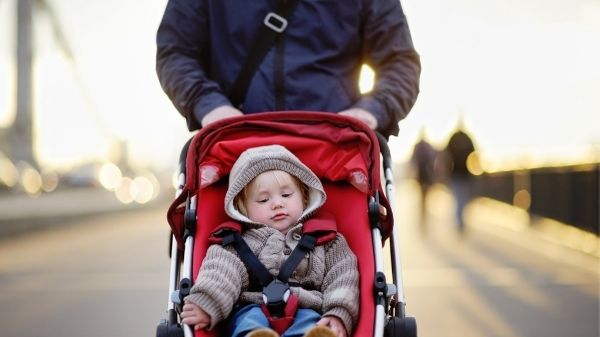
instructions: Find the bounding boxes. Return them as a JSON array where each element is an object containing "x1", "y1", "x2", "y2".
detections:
[
  {"x1": 303, "y1": 326, "x2": 337, "y2": 337},
  {"x1": 246, "y1": 328, "x2": 280, "y2": 337}
]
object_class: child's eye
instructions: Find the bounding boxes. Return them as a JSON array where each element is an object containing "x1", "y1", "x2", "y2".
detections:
[
  {"x1": 282, "y1": 192, "x2": 293, "y2": 198},
  {"x1": 257, "y1": 198, "x2": 268, "y2": 203}
]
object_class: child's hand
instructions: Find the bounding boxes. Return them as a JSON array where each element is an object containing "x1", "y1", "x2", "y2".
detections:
[
  {"x1": 180, "y1": 301, "x2": 211, "y2": 331},
  {"x1": 317, "y1": 316, "x2": 347, "y2": 337}
]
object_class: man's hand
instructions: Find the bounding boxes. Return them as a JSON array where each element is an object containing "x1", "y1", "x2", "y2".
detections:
[
  {"x1": 338, "y1": 108, "x2": 378, "y2": 130},
  {"x1": 201, "y1": 105, "x2": 243, "y2": 127},
  {"x1": 317, "y1": 316, "x2": 348, "y2": 337},
  {"x1": 180, "y1": 301, "x2": 211, "y2": 331}
]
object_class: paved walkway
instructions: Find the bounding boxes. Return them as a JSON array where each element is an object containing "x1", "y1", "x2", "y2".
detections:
[
  {"x1": 0, "y1": 187, "x2": 170, "y2": 237},
  {"x1": 470, "y1": 197, "x2": 599, "y2": 254},
  {"x1": 422, "y1": 183, "x2": 600, "y2": 262},
  {"x1": 1, "y1": 183, "x2": 598, "y2": 263}
]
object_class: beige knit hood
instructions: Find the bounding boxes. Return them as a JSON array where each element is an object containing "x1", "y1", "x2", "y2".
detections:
[{"x1": 225, "y1": 145, "x2": 326, "y2": 225}]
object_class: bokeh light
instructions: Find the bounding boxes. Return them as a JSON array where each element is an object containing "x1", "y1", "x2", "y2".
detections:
[
  {"x1": 114, "y1": 177, "x2": 135, "y2": 204},
  {"x1": 132, "y1": 175, "x2": 154, "y2": 204},
  {"x1": 40, "y1": 169, "x2": 58, "y2": 192},
  {"x1": 0, "y1": 155, "x2": 19, "y2": 188},
  {"x1": 513, "y1": 189, "x2": 531, "y2": 210},
  {"x1": 19, "y1": 163, "x2": 42, "y2": 196},
  {"x1": 98, "y1": 162, "x2": 122, "y2": 191},
  {"x1": 466, "y1": 152, "x2": 483, "y2": 176}
]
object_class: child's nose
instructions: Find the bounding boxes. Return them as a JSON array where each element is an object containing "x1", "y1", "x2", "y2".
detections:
[{"x1": 271, "y1": 197, "x2": 284, "y2": 209}]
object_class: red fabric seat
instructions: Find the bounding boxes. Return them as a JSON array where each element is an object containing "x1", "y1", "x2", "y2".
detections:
[{"x1": 167, "y1": 112, "x2": 393, "y2": 337}]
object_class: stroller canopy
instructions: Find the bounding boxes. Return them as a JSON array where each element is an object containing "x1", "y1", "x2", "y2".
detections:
[{"x1": 168, "y1": 111, "x2": 394, "y2": 248}]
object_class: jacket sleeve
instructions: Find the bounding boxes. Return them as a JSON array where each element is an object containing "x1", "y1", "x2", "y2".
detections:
[
  {"x1": 156, "y1": 0, "x2": 232, "y2": 131},
  {"x1": 321, "y1": 235, "x2": 360, "y2": 335},
  {"x1": 356, "y1": 0, "x2": 421, "y2": 137},
  {"x1": 186, "y1": 244, "x2": 249, "y2": 330}
]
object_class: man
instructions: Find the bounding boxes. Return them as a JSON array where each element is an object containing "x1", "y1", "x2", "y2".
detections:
[{"x1": 156, "y1": 0, "x2": 421, "y2": 138}]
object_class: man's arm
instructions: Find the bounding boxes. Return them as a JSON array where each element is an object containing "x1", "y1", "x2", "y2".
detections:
[
  {"x1": 355, "y1": 0, "x2": 421, "y2": 137},
  {"x1": 156, "y1": 0, "x2": 232, "y2": 130}
]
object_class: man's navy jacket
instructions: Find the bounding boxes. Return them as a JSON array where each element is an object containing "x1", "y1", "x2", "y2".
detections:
[{"x1": 156, "y1": 0, "x2": 421, "y2": 137}]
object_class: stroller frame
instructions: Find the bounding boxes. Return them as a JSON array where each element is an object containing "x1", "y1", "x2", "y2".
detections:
[{"x1": 156, "y1": 112, "x2": 417, "y2": 337}]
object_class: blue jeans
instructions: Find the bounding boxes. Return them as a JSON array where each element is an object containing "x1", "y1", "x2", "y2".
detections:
[{"x1": 230, "y1": 304, "x2": 321, "y2": 337}]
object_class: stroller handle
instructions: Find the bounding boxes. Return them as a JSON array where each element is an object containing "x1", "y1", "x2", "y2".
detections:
[
  {"x1": 375, "y1": 132, "x2": 393, "y2": 173},
  {"x1": 178, "y1": 137, "x2": 193, "y2": 177}
]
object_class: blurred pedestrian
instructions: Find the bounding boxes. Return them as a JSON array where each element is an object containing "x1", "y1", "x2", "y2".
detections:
[
  {"x1": 410, "y1": 128, "x2": 437, "y2": 233},
  {"x1": 443, "y1": 121, "x2": 477, "y2": 234},
  {"x1": 155, "y1": 0, "x2": 421, "y2": 138}
]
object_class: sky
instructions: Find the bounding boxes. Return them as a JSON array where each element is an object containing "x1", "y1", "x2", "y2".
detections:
[
  {"x1": 399, "y1": 0, "x2": 600, "y2": 170},
  {"x1": 1, "y1": 0, "x2": 599, "y2": 172}
]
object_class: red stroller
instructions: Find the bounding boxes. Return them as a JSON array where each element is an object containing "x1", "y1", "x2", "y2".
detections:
[{"x1": 156, "y1": 112, "x2": 417, "y2": 337}]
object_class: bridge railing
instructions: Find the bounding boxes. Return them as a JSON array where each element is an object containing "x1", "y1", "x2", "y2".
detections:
[{"x1": 477, "y1": 163, "x2": 599, "y2": 235}]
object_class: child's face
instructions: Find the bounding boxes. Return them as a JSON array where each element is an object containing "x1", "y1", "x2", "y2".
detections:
[{"x1": 242, "y1": 170, "x2": 305, "y2": 234}]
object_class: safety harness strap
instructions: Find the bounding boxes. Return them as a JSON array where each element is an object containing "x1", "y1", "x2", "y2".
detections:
[
  {"x1": 222, "y1": 232, "x2": 317, "y2": 284},
  {"x1": 224, "y1": 232, "x2": 273, "y2": 286},
  {"x1": 219, "y1": 230, "x2": 319, "y2": 334},
  {"x1": 278, "y1": 235, "x2": 316, "y2": 282}
]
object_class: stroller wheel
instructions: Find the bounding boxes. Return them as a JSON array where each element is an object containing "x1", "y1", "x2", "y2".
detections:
[
  {"x1": 156, "y1": 319, "x2": 184, "y2": 337},
  {"x1": 384, "y1": 316, "x2": 417, "y2": 337}
]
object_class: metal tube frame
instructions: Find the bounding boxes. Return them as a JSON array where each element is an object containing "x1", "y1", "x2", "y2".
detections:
[
  {"x1": 384, "y1": 166, "x2": 407, "y2": 317},
  {"x1": 164, "y1": 168, "x2": 196, "y2": 337},
  {"x1": 181, "y1": 194, "x2": 197, "y2": 337},
  {"x1": 372, "y1": 227, "x2": 386, "y2": 337}
]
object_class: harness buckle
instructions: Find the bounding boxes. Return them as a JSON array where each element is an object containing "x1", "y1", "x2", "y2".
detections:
[
  {"x1": 264, "y1": 12, "x2": 288, "y2": 33},
  {"x1": 262, "y1": 279, "x2": 290, "y2": 318}
]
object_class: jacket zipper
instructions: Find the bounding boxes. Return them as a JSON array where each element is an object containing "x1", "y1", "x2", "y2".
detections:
[{"x1": 274, "y1": 35, "x2": 285, "y2": 110}]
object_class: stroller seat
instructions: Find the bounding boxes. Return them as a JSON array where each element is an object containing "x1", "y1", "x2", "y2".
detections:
[{"x1": 158, "y1": 111, "x2": 417, "y2": 337}]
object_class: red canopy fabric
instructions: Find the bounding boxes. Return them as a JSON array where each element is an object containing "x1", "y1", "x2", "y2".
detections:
[{"x1": 167, "y1": 111, "x2": 393, "y2": 248}]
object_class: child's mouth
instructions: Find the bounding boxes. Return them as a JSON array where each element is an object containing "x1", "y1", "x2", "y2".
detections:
[{"x1": 271, "y1": 213, "x2": 287, "y2": 221}]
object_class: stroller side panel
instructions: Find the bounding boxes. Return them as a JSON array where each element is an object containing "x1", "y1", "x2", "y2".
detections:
[
  {"x1": 321, "y1": 182, "x2": 375, "y2": 337},
  {"x1": 190, "y1": 180, "x2": 228, "y2": 337},
  {"x1": 192, "y1": 180, "x2": 228, "y2": 278}
]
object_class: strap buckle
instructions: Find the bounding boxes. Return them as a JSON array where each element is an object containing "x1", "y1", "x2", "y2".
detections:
[
  {"x1": 262, "y1": 280, "x2": 291, "y2": 317},
  {"x1": 264, "y1": 12, "x2": 288, "y2": 33}
]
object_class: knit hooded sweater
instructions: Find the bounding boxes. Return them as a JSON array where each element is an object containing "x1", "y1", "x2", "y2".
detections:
[{"x1": 186, "y1": 145, "x2": 359, "y2": 334}]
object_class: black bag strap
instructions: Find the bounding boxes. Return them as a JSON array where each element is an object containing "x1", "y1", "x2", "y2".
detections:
[{"x1": 229, "y1": 0, "x2": 301, "y2": 107}]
